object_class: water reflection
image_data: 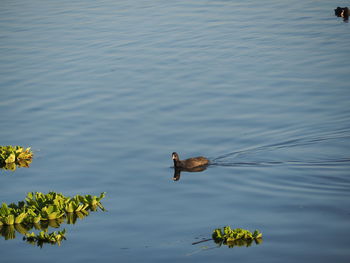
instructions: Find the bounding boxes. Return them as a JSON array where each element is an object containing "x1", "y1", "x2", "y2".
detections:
[
  {"x1": 23, "y1": 229, "x2": 66, "y2": 248},
  {"x1": 213, "y1": 237, "x2": 263, "y2": 248},
  {"x1": 173, "y1": 166, "x2": 207, "y2": 181},
  {"x1": 192, "y1": 237, "x2": 262, "y2": 248},
  {"x1": 0, "y1": 212, "x2": 90, "y2": 241},
  {"x1": 0, "y1": 159, "x2": 32, "y2": 171}
]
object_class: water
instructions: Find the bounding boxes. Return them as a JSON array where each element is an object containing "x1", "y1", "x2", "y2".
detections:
[{"x1": 1, "y1": 0, "x2": 350, "y2": 262}]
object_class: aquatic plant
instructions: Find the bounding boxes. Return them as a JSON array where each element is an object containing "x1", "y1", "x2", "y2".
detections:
[
  {"x1": 0, "y1": 146, "x2": 33, "y2": 171},
  {"x1": 39, "y1": 205, "x2": 65, "y2": 221},
  {"x1": 0, "y1": 203, "x2": 28, "y2": 225},
  {"x1": 212, "y1": 226, "x2": 262, "y2": 247},
  {"x1": 0, "y1": 192, "x2": 106, "y2": 246},
  {"x1": 26, "y1": 192, "x2": 66, "y2": 212},
  {"x1": 77, "y1": 192, "x2": 106, "y2": 211},
  {"x1": 0, "y1": 192, "x2": 106, "y2": 226},
  {"x1": 23, "y1": 229, "x2": 66, "y2": 247},
  {"x1": 64, "y1": 196, "x2": 89, "y2": 213}
]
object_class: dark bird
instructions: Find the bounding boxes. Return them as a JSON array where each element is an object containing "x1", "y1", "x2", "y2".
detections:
[
  {"x1": 334, "y1": 7, "x2": 349, "y2": 21},
  {"x1": 172, "y1": 152, "x2": 209, "y2": 170}
]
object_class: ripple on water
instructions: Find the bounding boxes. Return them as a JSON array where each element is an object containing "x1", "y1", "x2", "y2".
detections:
[{"x1": 210, "y1": 131, "x2": 350, "y2": 199}]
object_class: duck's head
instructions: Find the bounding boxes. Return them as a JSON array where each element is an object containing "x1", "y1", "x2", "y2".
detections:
[
  {"x1": 172, "y1": 152, "x2": 179, "y2": 161},
  {"x1": 335, "y1": 7, "x2": 349, "y2": 19}
]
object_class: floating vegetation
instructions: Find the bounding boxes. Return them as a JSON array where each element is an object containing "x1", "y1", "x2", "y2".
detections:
[
  {"x1": 23, "y1": 229, "x2": 66, "y2": 248},
  {"x1": 0, "y1": 192, "x2": 106, "y2": 247},
  {"x1": 0, "y1": 192, "x2": 105, "y2": 226},
  {"x1": 212, "y1": 226, "x2": 262, "y2": 248},
  {"x1": 192, "y1": 226, "x2": 263, "y2": 250},
  {"x1": 0, "y1": 146, "x2": 33, "y2": 171}
]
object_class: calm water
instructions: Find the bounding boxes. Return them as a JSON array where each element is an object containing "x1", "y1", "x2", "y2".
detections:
[{"x1": 1, "y1": 0, "x2": 350, "y2": 262}]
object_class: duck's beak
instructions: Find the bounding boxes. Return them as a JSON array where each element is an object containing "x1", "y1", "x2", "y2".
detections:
[{"x1": 172, "y1": 154, "x2": 176, "y2": 160}]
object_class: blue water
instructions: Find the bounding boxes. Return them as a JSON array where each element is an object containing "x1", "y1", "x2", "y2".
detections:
[{"x1": 1, "y1": 0, "x2": 350, "y2": 262}]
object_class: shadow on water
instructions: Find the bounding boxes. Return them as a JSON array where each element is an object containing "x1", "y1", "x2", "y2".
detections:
[{"x1": 173, "y1": 166, "x2": 208, "y2": 181}]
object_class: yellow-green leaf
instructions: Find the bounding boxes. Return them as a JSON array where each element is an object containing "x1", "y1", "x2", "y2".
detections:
[{"x1": 5, "y1": 154, "x2": 15, "y2": 164}]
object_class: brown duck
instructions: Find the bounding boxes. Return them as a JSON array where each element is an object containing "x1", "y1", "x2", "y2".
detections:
[{"x1": 172, "y1": 152, "x2": 209, "y2": 169}]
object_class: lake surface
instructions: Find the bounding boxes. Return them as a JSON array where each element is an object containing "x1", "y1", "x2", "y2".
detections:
[{"x1": 1, "y1": 0, "x2": 350, "y2": 262}]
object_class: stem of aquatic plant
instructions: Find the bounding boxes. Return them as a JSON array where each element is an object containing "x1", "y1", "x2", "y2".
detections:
[{"x1": 192, "y1": 238, "x2": 213, "y2": 245}]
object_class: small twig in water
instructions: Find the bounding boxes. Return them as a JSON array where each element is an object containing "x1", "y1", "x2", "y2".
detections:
[{"x1": 192, "y1": 238, "x2": 213, "y2": 245}]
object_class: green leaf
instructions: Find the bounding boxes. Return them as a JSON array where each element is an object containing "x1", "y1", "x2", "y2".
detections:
[
  {"x1": 5, "y1": 153, "x2": 15, "y2": 164},
  {"x1": 15, "y1": 212, "x2": 27, "y2": 224},
  {"x1": 4, "y1": 214, "x2": 15, "y2": 225}
]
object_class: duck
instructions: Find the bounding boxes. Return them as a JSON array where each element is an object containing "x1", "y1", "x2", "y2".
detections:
[
  {"x1": 334, "y1": 7, "x2": 349, "y2": 21},
  {"x1": 172, "y1": 152, "x2": 209, "y2": 170}
]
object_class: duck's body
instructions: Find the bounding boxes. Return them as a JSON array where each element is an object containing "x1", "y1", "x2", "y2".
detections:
[{"x1": 172, "y1": 152, "x2": 209, "y2": 169}]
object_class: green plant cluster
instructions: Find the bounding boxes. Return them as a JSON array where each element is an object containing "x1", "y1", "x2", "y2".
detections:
[
  {"x1": 0, "y1": 192, "x2": 106, "y2": 246},
  {"x1": 212, "y1": 226, "x2": 262, "y2": 248},
  {"x1": 0, "y1": 192, "x2": 106, "y2": 226},
  {"x1": 0, "y1": 146, "x2": 33, "y2": 171},
  {"x1": 0, "y1": 144, "x2": 107, "y2": 248},
  {"x1": 23, "y1": 229, "x2": 66, "y2": 248}
]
